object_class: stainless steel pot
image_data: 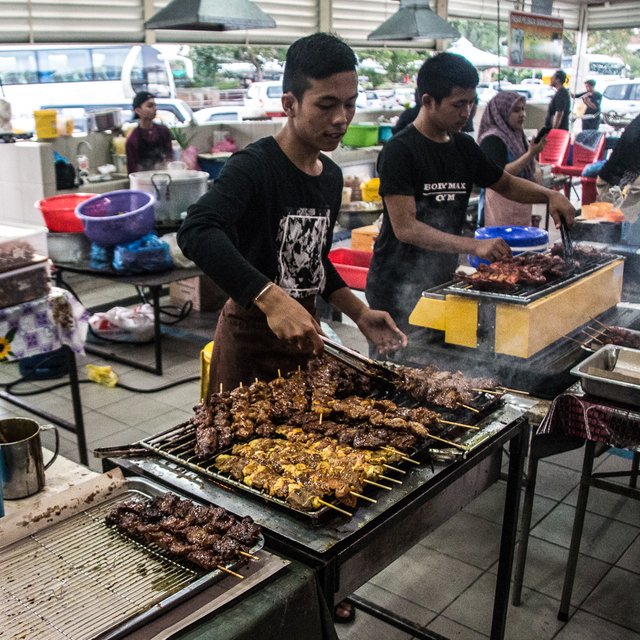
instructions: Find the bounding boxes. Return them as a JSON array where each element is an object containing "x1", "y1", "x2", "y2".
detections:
[
  {"x1": 129, "y1": 169, "x2": 209, "y2": 223},
  {"x1": 0, "y1": 417, "x2": 59, "y2": 499},
  {"x1": 90, "y1": 108, "x2": 123, "y2": 132}
]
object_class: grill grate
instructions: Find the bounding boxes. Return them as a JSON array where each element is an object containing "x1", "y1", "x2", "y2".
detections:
[
  {"x1": 437, "y1": 253, "x2": 619, "y2": 304},
  {"x1": 0, "y1": 485, "x2": 261, "y2": 640}
]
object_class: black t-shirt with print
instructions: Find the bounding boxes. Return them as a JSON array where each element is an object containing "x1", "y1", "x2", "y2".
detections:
[
  {"x1": 177, "y1": 136, "x2": 345, "y2": 307},
  {"x1": 365, "y1": 126, "x2": 502, "y2": 329},
  {"x1": 545, "y1": 87, "x2": 571, "y2": 130}
]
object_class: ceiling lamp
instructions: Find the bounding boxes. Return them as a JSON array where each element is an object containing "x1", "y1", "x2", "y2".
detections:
[
  {"x1": 368, "y1": 0, "x2": 460, "y2": 41},
  {"x1": 144, "y1": 0, "x2": 276, "y2": 31}
]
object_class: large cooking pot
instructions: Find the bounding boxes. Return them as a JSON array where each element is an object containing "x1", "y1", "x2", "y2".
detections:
[
  {"x1": 129, "y1": 169, "x2": 209, "y2": 224},
  {"x1": 90, "y1": 108, "x2": 123, "y2": 132}
]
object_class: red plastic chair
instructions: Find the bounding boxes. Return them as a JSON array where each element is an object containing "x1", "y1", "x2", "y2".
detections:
[
  {"x1": 539, "y1": 129, "x2": 571, "y2": 168},
  {"x1": 552, "y1": 134, "x2": 606, "y2": 198}
]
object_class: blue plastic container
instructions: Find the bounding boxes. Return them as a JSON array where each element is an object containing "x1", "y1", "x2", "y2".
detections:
[
  {"x1": 378, "y1": 124, "x2": 394, "y2": 143},
  {"x1": 469, "y1": 225, "x2": 548, "y2": 268},
  {"x1": 75, "y1": 190, "x2": 156, "y2": 246}
]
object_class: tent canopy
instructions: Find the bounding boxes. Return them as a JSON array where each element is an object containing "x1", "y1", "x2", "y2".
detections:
[{"x1": 447, "y1": 37, "x2": 508, "y2": 69}]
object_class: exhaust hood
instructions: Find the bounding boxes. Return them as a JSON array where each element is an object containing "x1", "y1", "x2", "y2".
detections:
[
  {"x1": 144, "y1": 0, "x2": 276, "y2": 31},
  {"x1": 368, "y1": 0, "x2": 459, "y2": 41}
]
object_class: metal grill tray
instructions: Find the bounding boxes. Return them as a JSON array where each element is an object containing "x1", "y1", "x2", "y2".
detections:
[
  {"x1": 138, "y1": 388, "x2": 503, "y2": 525},
  {"x1": 434, "y1": 253, "x2": 620, "y2": 304},
  {"x1": 0, "y1": 477, "x2": 264, "y2": 640}
]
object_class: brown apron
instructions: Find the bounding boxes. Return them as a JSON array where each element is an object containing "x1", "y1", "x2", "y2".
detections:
[{"x1": 208, "y1": 297, "x2": 317, "y2": 400}]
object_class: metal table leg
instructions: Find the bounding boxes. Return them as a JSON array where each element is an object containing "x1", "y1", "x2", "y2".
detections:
[
  {"x1": 490, "y1": 423, "x2": 526, "y2": 640},
  {"x1": 558, "y1": 440, "x2": 596, "y2": 621}
]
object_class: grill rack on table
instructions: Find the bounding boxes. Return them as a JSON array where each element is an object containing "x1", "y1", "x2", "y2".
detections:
[
  {"x1": 0, "y1": 477, "x2": 264, "y2": 640},
  {"x1": 438, "y1": 252, "x2": 620, "y2": 305}
]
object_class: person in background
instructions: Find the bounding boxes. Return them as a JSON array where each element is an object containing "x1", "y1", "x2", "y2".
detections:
[
  {"x1": 365, "y1": 53, "x2": 575, "y2": 350},
  {"x1": 597, "y1": 113, "x2": 640, "y2": 212},
  {"x1": 477, "y1": 91, "x2": 547, "y2": 226},
  {"x1": 545, "y1": 70, "x2": 571, "y2": 131},
  {"x1": 125, "y1": 91, "x2": 173, "y2": 173},
  {"x1": 574, "y1": 79, "x2": 602, "y2": 130}
]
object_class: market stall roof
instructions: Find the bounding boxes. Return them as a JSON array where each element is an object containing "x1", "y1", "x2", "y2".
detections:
[
  {"x1": 1, "y1": 0, "x2": 639, "y2": 45},
  {"x1": 446, "y1": 37, "x2": 508, "y2": 69}
]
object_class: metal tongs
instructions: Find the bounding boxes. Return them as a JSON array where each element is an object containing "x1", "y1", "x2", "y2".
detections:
[
  {"x1": 320, "y1": 336, "x2": 402, "y2": 385},
  {"x1": 93, "y1": 443, "x2": 153, "y2": 459},
  {"x1": 560, "y1": 218, "x2": 575, "y2": 271}
]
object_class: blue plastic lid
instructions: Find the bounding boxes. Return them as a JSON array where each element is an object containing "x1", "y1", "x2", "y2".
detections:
[{"x1": 474, "y1": 225, "x2": 548, "y2": 247}]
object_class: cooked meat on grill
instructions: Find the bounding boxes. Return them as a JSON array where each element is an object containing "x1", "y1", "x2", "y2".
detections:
[
  {"x1": 215, "y1": 436, "x2": 403, "y2": 511},
  {"x1": 105, "y1": 494, "x2": 260, "y2": 570}
]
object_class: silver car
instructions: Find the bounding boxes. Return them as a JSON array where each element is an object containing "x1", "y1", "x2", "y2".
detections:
[{"x1": 600, "y1": 80, "x2": 640, "y2": 127}]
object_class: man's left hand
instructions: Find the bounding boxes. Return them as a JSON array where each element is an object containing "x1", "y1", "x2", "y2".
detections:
[{"x1": 355, "y1": 309, "x2": 408, "y2": 354}]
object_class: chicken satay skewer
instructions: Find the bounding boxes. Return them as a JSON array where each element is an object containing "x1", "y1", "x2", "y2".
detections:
[
  {"x1": 379, "y1": 474, "x2": 402, "y2": 485},
  {"x1": 350, "y1": 491, "x2": 377, "y2": 503},
  {"x1": 384, "y1": 464, "x2": 406, "y2": 474}
]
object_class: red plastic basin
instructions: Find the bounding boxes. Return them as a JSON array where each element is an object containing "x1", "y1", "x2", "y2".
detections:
[
  {"x1": 37, "y1": 193, "x2": 97, "y2": 232},
  {"x1": 329, "y1": 248, "x2": 372, "y2": 290}
]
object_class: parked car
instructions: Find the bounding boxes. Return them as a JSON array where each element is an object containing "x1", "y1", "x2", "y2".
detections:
[
  {"x1": 193, "y1": 106, "x2": 249, "y2": 124},
  {"x1": 499, "y1": 83, "x2": 553, "y2": 102},
  {"x1": 600, "y1": 79, "x2": 640, "y2": 126},
  {"x1": 244, "y1": 81, "x2": 285, "y2": 118},
  {"x1": 40, "y1": 98, "x2": 195, "y2": 132}
]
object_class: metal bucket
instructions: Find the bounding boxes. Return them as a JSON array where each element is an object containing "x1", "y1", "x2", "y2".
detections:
[{"x1": 0, "y1": 418, "x2": 59, "y2": 499}]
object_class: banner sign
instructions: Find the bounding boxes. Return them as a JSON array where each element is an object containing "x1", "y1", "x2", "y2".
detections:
[{"x1": 509, "y1": 11, "x2": 564, "y2": 68}]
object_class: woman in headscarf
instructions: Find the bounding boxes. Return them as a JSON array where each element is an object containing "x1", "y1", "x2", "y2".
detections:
[{"x1": 477, "y1": 91, "x2": 547, "y2": 226}]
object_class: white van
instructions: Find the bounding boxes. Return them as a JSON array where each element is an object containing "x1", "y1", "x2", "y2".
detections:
[{"x1": 244, "y1": 81, "x2": 285, "y2": 118}]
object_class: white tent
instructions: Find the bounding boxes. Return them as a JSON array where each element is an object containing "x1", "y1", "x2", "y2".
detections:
[{"x1": 447, "y1": 37, "x2": 508, "y2": 69}]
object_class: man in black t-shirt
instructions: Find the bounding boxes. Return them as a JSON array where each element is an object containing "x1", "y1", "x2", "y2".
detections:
[
  {"x1": 366, "y1": 53, "x2": 576, "y2": 343},
  {"x1": 575, "y1": 79, "x2": 602, "y2": 130},
  {"x1": 178, "y1": 33, "x2": 406, "y2": 395},
  {"x1": 545, "y1": 70, "x2": 571, "y2": 131}
]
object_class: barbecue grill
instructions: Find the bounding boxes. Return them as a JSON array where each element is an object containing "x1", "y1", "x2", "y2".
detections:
[{"x1": 410, "y1": 252, "x2": 624, "y2": 358}]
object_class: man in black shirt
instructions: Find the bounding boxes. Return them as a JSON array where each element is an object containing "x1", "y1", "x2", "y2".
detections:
[
  {"x1": 575, "y1": 79, "x2": 602, "y2": 130},
  {"x1": 545, "y1": 70, "x2": 571, "y2": 131},
  {"x1": 178, "y1": 33, "x2": 406, "y2": 394},
  {"x1": 366, "y1": 53, "x2": 575, "y2": 343}
]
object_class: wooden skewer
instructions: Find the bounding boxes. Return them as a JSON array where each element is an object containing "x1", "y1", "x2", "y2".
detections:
[
  {"x1": 581, "y1": 328, "x2": 606, "y2": 341},
  {"x1": 472, "y1": 388, "x2": 501, "y2": 395},
  {"x1": 460, "y1": 403, "x2": 480, "y2": 413},
  {"x1": 217, "y1": 565, "x2": 244, "y2": 579},
  {"x1": 255, "y1": 378, "x2": 259, "y2": 385},
  {"x1": 350, "y1": 491, "x2": 377, "y2": 503},
  {"x1": 497, "y1": 386, "x2": 529, "y2": 396},
  {"x1": 563, "y1": 334, "x2": 590, "y2": 346},
  {"x1": 319, "y1": 412, "x2": 323, "y2": 425},
  {"x1": 363, "y1": 478, "x2": 393, "y2": 490},
  {"x1": 277, "y1": 368, "x2": 282, "y2": 378},
  {"x1": 427, "y1": 433, "x2": 469, "y2": 451},
  {"x1": 383, "y1": 463, "x2": 406, "y2": 474},
  {"x1": 438, "y1": 419, "x2": 479, "y2": 430},
  {"x1": 590, "y1": 317, "x2": 611, "y2": 331},
  {"x1": 318, "y1": 498, "x2": 352, "y2": 516},
  {"x1": 239, "y1": 551, "x2": 259, "y2": 560},
  {"x1": 219, "y1": 383, "x2": 223, "y2": 394},
  {"x1": 379, "y1": 474, "x2": 402, "y2": 485},
  {"x1": 381, "y1": 446, "x2": 420, "y2": 465}
]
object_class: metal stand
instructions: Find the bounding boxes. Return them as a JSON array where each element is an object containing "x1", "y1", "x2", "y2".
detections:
[{"x1": 0, "y1": 346, "x2": 88, "y2": 465}]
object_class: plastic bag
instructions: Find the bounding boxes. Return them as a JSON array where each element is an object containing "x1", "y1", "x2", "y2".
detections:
[
  {"x1": 86, "y1": 364, "x2": 119, "y2": 388},
  {"x1": 90, "y1": 243, "x2": 114, "y2": 271},
  {"x1": 112, "y1": 232, "x2": 173, "y2": 274},
  {"x1": 161, "y1": 232, "x2": 195, "y2": 268},
  {"x1": 89, "y1": 304, "x2": 155, "y2": 343}
]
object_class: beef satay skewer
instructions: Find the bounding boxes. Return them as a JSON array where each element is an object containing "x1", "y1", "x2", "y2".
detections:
[
  {"x1": 239, "y1": 551, "x2": 259, "y2": 560},
  {"x1": 460, "y1": 404, "x2": 480, "y2": 413},
  {"x1": 381, "y1": 446, "x2": 420, "y2": 465}
]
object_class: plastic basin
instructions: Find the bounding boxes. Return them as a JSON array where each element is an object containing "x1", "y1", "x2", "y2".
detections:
[
  {"x1": 468, "y1": 225, "x2": 548, "y2": 267},
  {"x1": 329, "y1": 248, "x2": 372, "y2": 290},
  {"x1": 342, "y1": 124, "x2": 379, "y2": 148},
  {"x1": 75, "y1": 190, "x2": 156, "y2": 246},
  {"x1": 36, "y1": 193, "x2": 97, "y2": 233}
]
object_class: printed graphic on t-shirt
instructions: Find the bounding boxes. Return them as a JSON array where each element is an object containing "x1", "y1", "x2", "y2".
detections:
[
  {"x1": 276, "y1": 207, "x2": 329, "y2": 298},
  {"x1": 422, "y1": 181, "x2": 468, "y2": 202}
]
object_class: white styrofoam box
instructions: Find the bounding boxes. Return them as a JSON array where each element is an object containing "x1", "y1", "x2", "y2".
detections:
[{"x1": 0, "y1": 222, "x2": 48, "y2": 265}]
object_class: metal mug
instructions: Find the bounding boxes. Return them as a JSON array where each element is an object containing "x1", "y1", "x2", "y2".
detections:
[{"x1": 0, "y1": 418, "x2": 59, "y2": 499}]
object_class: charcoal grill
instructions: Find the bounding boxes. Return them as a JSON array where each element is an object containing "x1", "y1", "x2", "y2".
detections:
[
  {"x1": 0, "y1": 477, "x2": 263, "y2": 640},
  {"x1": 410, "y1": 252, "x2": 625, "y2": 358}
]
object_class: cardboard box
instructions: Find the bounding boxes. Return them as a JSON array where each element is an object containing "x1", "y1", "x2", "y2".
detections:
[
  {"x1": 169, "y1": 275, "x2": 227, "y2": 312},
  {"x1": 351, "y1": 224, "x2": 379, "y2": 253}
]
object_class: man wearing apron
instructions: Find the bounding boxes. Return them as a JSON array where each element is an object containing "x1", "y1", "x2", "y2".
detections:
[
  {"x1": 366, "y1": 53, "x2": 576, "y2": 358},
  {"x1": 178, "y1": 33, "x2": 407, "y2": 397}
]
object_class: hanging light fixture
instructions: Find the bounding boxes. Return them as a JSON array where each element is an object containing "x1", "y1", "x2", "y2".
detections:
[
  {"x1": 368, "y1": 0, "x2": 459, "y2": 41},
  {"x1": 144, "y1": 0, "x2": 276, "y2": 31}
]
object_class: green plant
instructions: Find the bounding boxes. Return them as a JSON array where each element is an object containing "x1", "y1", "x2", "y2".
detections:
[{"x1": 170, "y1": 125, "x2": 198, "y2": 150}]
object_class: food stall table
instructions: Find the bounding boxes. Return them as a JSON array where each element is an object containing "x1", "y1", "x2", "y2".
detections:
[
  {"x1": 52, "y1": 263, "x2": 203, "y2": 375},
  {"x1": 107, "y1": 399, "x2": 529, "y2": 640},
  {"x1": 513, "y1": 391, "x2": 640, "y2": 620},
  {"x1": 0, "y1": 287, "x2": 89, "y2": 464}
]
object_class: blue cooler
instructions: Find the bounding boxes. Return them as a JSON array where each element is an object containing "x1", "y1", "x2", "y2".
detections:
[{"x1": 468, "y1": 226, "x2": 548, "y2": 268}]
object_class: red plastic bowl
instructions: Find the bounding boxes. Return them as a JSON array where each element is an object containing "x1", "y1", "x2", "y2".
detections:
[
  {"x1": 329, "y1": 248, "x2": 372, "y2": 290},
  {"x1": 37, "y1": 193, "x2": 97, "y2": 232}
]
